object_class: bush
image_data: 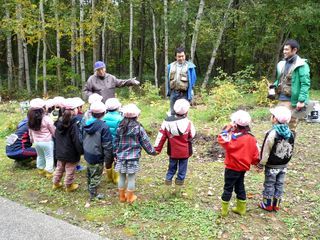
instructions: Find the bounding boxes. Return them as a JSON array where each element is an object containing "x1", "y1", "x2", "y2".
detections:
[
  {"x1": 140, "y1": 81, "x2": 162, "y2": 103},
  {"x1": 253, "y1": 77, "x2": 275, "y2": 106}
]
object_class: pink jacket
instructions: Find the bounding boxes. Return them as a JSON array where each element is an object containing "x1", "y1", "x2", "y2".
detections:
[{"x1": 29, "y1": 115, "x2": 56, "y2": 143}]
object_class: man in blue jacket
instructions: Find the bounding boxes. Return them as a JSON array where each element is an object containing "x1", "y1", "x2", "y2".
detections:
[{"x1": 167, "y1": 47, "x2": 197, "y2": 115}]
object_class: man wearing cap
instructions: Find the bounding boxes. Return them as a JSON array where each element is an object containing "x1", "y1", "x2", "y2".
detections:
[
  {"x1": 271, "y1": 39, "x2": 311, "y2": 133},
  {"x1": 83, "y1": 61, "x2": 140, "y2": 103},
  {"x1": 167, "y1": 47, "x2": 197, "y2": 115}
]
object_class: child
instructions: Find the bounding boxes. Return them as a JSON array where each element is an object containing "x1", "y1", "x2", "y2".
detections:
[
  {"x1": 102, "y1": 98, "x2": 123, "y2": 184},
  {"x1": 218, "y1": 110, "x2": 259, "y2": 217},
  {"x1": 52, "y1": 99, "x2": 83, "y2": 192},
  {"x1": 82, "y1": 93, "x2": 103, "y2": 122},
  {"x1": 258, "y1": 106, "x2": 294, "y2": 212},
  {"x1": 114, "y1": 104, "x2": 156, "y2": 203},
  {"x1": 154, "y1": 99, "x2": 196, "y2": 188},
  {"x1": 28, "y1": 98, "x2": 56, "y2": 178},
  {"x1": 83, "y1": 101, "x2": 113, "y2": 201}
]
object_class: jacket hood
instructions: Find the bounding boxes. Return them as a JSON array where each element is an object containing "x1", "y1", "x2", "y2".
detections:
[
  {"x1": 277, "y1": 55, "x2": 307, "y2": 73},
  {"x1": 163, "y1": 115, "x2": 190, "y2": 136},
  {"x1": 84, "y1": 119, "x2": 103, "y2": 135},
  {"x1": 56, "y1": 117, "x2": 78, "y2": 135},
  {"x1": 273, "y1": 124, "x2": 292, "y2": 140}
]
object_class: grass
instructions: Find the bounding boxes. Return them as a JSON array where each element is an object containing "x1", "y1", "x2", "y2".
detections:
[{"x1": 0, "y1": 91, "x2": 320, "y2": 239}]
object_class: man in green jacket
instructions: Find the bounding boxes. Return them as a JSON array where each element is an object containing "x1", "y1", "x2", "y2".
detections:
[{"x1": 273, "y1": 39, "x2": 311, "y2": 134}]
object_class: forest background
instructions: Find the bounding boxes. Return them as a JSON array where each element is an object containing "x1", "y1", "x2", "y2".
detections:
[{"x1": 0, "y1": 0, "x2": 319, "y2": 100}]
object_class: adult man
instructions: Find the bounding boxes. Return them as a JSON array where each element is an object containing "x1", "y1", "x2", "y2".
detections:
[
  {"x1": 272, "y1": 39, "x2": 310, "y2": 133},
  {"x1": 83, "y1": 61, "x2": 140, "y2": 102},
  {"x1": 167, "y1": 47, "x2": 197, "y2": 115}
]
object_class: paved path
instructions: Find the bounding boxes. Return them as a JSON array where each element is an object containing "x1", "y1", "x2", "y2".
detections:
[{"x1": 0, "y1": 197, "x2": 106, "y2": 240}]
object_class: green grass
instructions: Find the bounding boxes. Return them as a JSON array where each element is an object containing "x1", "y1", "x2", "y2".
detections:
[{"x1": 0, "y1": 91, "x2": 320, "y2": 239}]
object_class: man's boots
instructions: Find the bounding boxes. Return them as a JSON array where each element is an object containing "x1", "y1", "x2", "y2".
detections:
[
  {"x1": 221, "y1": 200, "x2": 230, "y2": 217},
  {"x1": 258, "y1": 197, "x2": 273, "y2": 211},
  {"x1": 232, "y1": 198, "x2": 246, "y2": 215}
]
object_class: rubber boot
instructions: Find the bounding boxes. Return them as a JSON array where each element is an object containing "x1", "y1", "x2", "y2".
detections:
[
  {"x1": 232, "y1": 199, "x2": 246, "y2": 215},
  {"x1": 45, "y1": 171, "x2": 54, "y2": 179},
  {"x1": 221, "y1": 200, "x2": 230, "y2": 217},
  {"x1": 38, "y1": 169, "x2": 46, "y2": 176},
  {"x1": 273, "y1": 198, "x2": 281, "y2": 212},
  {"x1": 52, "y1": 182, "x2": 63, "y2": 190},
  {"x1": 126, "y1": 190, "x2": 137, "y2": 204},
  {"x1": 112, "y1": 168, "x2": 119, "y2": 185},
  {"x1": 106, "y1": 168, "x2": 113, "y2": 183},
  {"x1": 119, "y1": 188, "x2": 127, "y2": 202},
  {"x1": 258, "y1": 197, "x2": 273, "y2": 211},
  {"x1": 65, "y1": 183, "x2": 79, "y2": 192}
]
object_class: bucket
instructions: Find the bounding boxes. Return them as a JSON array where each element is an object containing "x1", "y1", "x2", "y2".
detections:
[{"x1": 306, "y1": 100, "x2": 320, "y2": 123}]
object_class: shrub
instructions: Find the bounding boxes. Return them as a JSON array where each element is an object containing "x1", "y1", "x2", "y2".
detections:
[{"x1": 253, "y1": 77, "x2": 274, "y2": 106}]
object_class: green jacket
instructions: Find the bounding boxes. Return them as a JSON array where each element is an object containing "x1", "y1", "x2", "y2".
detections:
[{"x1": 274, "y1": 55, "x2": 311, "y2": 107}]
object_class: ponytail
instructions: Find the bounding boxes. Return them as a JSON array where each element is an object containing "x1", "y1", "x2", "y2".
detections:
[
  {"x1": 28, "y1": 108, "x2": 44, "y2": 131},
  {"x1": 62, "y1": 109, "x2": 74, "y2": 127}
]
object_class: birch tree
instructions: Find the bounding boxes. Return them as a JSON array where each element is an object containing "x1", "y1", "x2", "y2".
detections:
[
  {"x1": 190, "y1": 0, "x2": 205, "y2": 63},
  {"x1": 164, "y1": 0, "x2": 169, "y2": 96},
  {"x1": 92, "y1": 0, "x2": 97, "y2": 64},
  {"x1": 22, "y1": 39, "x2": 31, "y2": 93},
  {"x1": 79, "y1": 0, "x2": 86, "y2": 89},
  {"x1": 5, "y1": 4, "x2": 13, "y2": 90},
  {"x1": 35, "y1": 40, "x2": 41, "y2": 92},
  {"x1": 54, "y1": 0, "x2": 62, "y2": 85},
  {"x1": 138, "y1": 0, "x2": 146, "y2": 82},
  {"x1": 181, "y1": 0, "x2": 189, "y2": 48},
  {"x1": 16, "y1": 3, "x2": 24, "y2": 89},
  {"x1": 71, "y1": 0, "x2": 77, "y2": 86},
  {"x1": 129, "y1": 0, "x2": 133, "y2": 79},
  {"x1": 151, "y1": 5, "x2": 158, "y2": 88},
  {"x1": 202, "y1": 0, "x2": 234, "y2": 88},
  {"x1": 101, "y1": 13, "x2": 107, "y2": 63},
  {"x1": 40, "y1": 0, "x2": 47, "y2": 96}
]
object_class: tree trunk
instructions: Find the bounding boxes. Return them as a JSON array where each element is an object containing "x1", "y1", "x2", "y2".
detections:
[
  {"x1": 129, "y1": 0, "x2": 133, "y2": 79},
  {"x1": 35, "y1": 40, "x2": 41, "y2": 92},
  {"x1": 71, "y1": 0, "x2": 77, "y2": 86},
  {"x1": 16, "y1": 4, "x2": 24, "y2": 89},
  {"x1": 190, "y1": 0, "x2": 205, "y2": 63},
  {"x1": 138, "y1": 0, "x2": 146, "y2": 82},
  {"x1": 54, "y1": 0, "x2": 62, "y2": 86},
  {"x1": 92, "y1": 0, "x2": 97, "y2": 65},
  {"x1": 202, "y1": 0, "x2": 234, "y2": 88},
  {"x1": 5, "y1": 5, "x2": 13, "y2": 91},
  {"x1": 40, "y1": 0, "x2": 47, "y2": 96},
  {"x1": 102, "y1": 13, "x2": 107, "y2": 63},
  {"x1": 164, "y1": 0, "x2": 169, "y2": 97},
  {"x1": 22, "y1": 40, "x2": 31, "y2": 93},
  {"x1": 79, "y1": 0, "x2": 86, "y2": 90},
  {"x1": 181, "y1": 0, "x2": 188, "y2": 48},
  {"x1": 151, "y1": 6, "x2": 158, "y2": 88}
]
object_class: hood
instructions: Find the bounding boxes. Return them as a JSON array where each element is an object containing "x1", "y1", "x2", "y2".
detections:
[
  {"x1": 83, "y1": 118, "x2": 103, "y2": 135},
  {"x1": 56, "y1": 117, "x2": 78, "y2": 135},
  {"x1": 163, "y1": 115, "x2": 189, "y2": 136},
  {"x1": 273, "y1": 124, "x2": 292, "y2": 140},
  {"x1": 118, "y1": 120, "x2": 141, "y2": 136}
]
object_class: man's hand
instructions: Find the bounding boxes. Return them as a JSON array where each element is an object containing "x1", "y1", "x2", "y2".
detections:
[
  {"x1": 132, "y1": 77, "x2": 140, "y2": 85},
  {"x1": 296, "y1": 102, "x2": 305, "y2": 111}
]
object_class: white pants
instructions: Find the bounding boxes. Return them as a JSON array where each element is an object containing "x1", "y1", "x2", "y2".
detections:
[{"x1": 34, "y1": 141, "x2": 54, "y2": 173}]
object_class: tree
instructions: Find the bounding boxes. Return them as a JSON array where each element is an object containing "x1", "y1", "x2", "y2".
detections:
[
  {"x1": 129, "y1": 0, "x2": 133, "y2": 79},
  {"x1": 164, "y1": 0, "x2": 168, "y2": 97},
  {"x1": 39, "y1": 0, "x2": 47, "y2": 96},
  {"x1": 71, "y1": 0, "x2": 77, "y2": 86},
  {"x1": 151, "y1": 3, "x2": 158, "y2": 88},
  {"x1": 79, "y1": 0, "x2": 86, "y2": 90},
  {"x1": 16, "y1": 3, "x2": 24, "y2": 89},
  {"x1": 5, "y1": 3, "x2": 13, "y2": 91},
  {"x1": 54, "y1": 0, "x2": 62, "y2": 85}
]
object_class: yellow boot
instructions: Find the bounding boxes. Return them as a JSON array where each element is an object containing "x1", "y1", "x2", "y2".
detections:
[
  {"x1": 126, "y1": 190, "x2": 137, "y2": 204},
  {"x1": 66, "y1": 183, "x2": 79, "y2": 192},
  {"x1": 112, "y1": 168, "x2": 119, "y2": 185},
  {"x1": 45, "y1": 171, "x2": 53, "y2": 179},
  {"x1": 38, "y1": 169, "x2": 46, "y2": 176},
  {"x1": 52, "y1": 182, "x2": 63, "y2": 190},
  {"x1": 106, "y1": 168, "x2": 113, "y2": 183}
]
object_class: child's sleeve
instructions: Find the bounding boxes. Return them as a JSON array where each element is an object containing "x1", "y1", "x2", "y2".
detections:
[
  {"x1": 139, "y1": 126, "x2": 156, "y2": 155},
  {"x1": 154, "y1": 121, "x2": 168, "y2": 153},
  {"x1": 259, "y1": 130, "x2": 276, "y2": 166}
]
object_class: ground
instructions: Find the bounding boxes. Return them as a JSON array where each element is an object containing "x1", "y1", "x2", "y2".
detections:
[{"x1": 0, "y1": 99, "x2": 319, "y2": 240}]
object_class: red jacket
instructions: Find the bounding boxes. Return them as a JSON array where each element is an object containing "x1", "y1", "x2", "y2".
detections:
[
  {"x1": 218, "y1": 130, "x2": 259, "y2": 172},
  {"x1": 154, "y1": 116, "x2": 196, "y2": 159}
]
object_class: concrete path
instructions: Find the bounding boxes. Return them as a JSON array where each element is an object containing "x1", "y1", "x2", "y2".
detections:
[{"x1": 0, "y1": 197, "x2": 106, "y2": 240}]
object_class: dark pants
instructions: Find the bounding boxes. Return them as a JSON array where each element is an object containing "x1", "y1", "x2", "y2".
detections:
[
  {"x1": 166, "y1": 158, "x2": 188, "y2": 181},
  {"x1": 221, "y1": 168, "x2": 246, "y2": 201},
  {"x1": 170, "y1": 90, "x2": 188, "y2": 115}
]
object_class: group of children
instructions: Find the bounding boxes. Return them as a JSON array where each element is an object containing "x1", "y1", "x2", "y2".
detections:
[
  {"x1": 218, "y1": 106, "x2": 294, "y2": 216},
  {"x1": 21, "y1": 93, "x2": 295, "y2": 214}
]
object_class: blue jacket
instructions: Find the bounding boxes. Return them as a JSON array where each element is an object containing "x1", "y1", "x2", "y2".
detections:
[
  {"x1": 83, "y1": 118, "x2": 113, "y2": 165},
  {"x1": 102, "y1": 111, "x2": 123, "y2": 139},
  {"x1": 167, "y1": 61, "x2": 197, "y2": 100}
]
